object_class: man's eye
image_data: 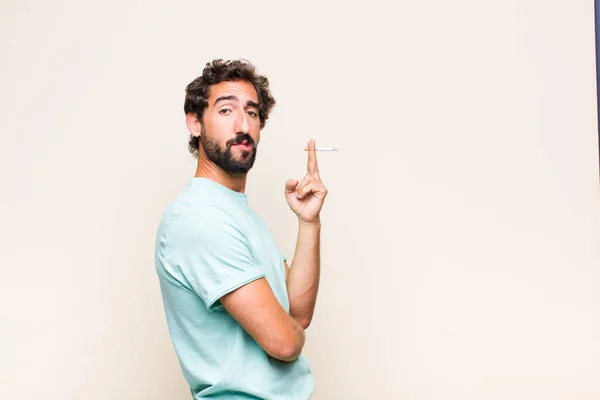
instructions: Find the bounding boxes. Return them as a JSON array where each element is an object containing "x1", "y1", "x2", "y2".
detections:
[
  {"x1": 219, "y1": 109, "x2": 231, "y2": 115},
  {"x1": 247, "y1": 110, "x2": 258, "y2": 117}
]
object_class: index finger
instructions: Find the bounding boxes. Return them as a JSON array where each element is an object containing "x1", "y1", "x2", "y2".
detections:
[{"x1": 307, "y1": 139, "x2": 320, "y2": 177}]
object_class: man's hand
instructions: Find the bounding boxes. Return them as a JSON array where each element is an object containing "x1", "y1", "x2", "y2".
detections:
[{"x1": 285, "y1": 139, "x2": 328, "y2": 223}]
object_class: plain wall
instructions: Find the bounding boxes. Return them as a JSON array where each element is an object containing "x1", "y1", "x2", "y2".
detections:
[{"x1": 1, "y1": 1, "x2": 599, "y2": 399}]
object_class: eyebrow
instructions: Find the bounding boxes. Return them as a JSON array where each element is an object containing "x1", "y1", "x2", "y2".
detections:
[{"x1": 214, "y1": 95, "x2": 260, "y2": 110}]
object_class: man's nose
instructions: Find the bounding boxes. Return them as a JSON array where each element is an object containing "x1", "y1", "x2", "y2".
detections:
[{"x1": 235, "y1": 111, "x2": 251, "y2": 133}]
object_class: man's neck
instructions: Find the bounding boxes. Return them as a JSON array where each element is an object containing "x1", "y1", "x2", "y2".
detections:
[{"x1": 194, "y1": 159, "x2": 248, "y2": 193}]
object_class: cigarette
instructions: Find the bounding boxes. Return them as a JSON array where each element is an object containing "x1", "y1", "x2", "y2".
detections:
[{"x1": 304, "y1": 147, "x2": 339, "y2": 151}]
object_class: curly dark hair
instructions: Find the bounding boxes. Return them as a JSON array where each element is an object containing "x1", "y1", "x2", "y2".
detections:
[{"x1": 184, "y1": 59, "x2": 276, "y2": 157}]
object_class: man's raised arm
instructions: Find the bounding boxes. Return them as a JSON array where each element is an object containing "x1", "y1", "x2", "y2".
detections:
[{"x1": 283, "y1": 139, "x2": 328, "y2": 329}]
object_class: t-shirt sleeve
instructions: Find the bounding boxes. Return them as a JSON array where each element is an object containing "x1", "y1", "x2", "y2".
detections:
[{"x1": 173, "y1": 205, "x2": 265, "y2": 312}]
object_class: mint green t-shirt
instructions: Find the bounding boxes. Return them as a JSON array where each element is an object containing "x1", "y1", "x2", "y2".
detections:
[{"x1": 155, "y1": 178, "x2": 313, "y2": 399}]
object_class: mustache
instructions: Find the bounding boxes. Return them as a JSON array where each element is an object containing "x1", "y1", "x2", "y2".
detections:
[{"x1": 227, "y1": 134, "x2": 255, "y2": 148}]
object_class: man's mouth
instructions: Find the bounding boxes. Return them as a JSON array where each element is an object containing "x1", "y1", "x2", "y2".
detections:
[{"x1": 232, "y1": 139, "x2": 253, "y2": 151}]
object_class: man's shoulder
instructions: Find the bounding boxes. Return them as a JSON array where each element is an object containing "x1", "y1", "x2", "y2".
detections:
[
  {"x1": 157, "y1": 179, "x2": 251, "y2": 243},
  {"x1": 161, "y1": 181, "x2": 236, "y2": 220},
  {"x1": 157, "y1": 203, "x2": 246, "y2": 261}
]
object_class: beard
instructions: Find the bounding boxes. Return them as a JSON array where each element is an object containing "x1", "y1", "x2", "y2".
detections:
[{"x1": 199, "y1": 127, "x2": 258, "y2": 174}]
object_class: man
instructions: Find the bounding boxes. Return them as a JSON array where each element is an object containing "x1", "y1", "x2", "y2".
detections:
[{"x1": 155, "y1": 59, "x2": 327, "y2": 399}]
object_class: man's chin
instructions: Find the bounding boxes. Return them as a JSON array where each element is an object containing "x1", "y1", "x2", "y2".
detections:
[
  {"x1": 224, "y1": 160, "x2": 255, "y2": 175},
  {"x1": 207, "y1": 147, "x2": 256, "y2": 174}
]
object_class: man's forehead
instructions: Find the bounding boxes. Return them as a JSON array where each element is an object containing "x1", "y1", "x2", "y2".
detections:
[{"x1": 208, "y1": 81, "x2": 258, "y2": 104}]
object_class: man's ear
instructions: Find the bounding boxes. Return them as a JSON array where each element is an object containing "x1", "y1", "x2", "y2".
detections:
[{"x1": 186, "y1": 113, "x2": 202, "y2": 137}]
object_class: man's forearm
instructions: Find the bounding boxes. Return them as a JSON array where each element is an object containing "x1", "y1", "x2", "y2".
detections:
[{"x1": 287, "y1": 219, "x2": 321, "y2": 329}]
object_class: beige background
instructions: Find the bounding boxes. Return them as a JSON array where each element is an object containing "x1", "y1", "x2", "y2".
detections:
[{"x1": 1, "y1": 0, "x2": 599, "y2": 399}]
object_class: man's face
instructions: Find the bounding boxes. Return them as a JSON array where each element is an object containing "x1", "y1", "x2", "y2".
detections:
[{"x1": 198, "y1": 80, "x2": 261, "y2": 174}]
